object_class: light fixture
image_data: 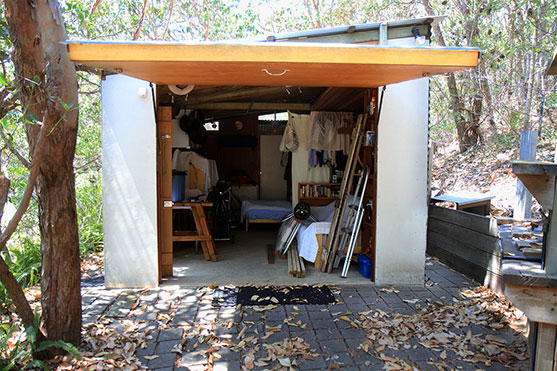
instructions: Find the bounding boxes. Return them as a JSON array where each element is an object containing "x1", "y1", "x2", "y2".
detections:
[{"x1": 412, "y1": 28, "x2": 426, "y2": 46}]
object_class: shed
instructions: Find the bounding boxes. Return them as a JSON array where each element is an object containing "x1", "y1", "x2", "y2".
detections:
[{"x1": 69, "y1": 17, "x2": 479, "y2": 288}]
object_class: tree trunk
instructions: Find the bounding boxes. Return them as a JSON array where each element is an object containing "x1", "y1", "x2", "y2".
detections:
[
  {"x1": 422, "y1": 0, "x2": 480, "y2": 152},
  {"x1": 5, "y1": 0, "x2": 81, "y2": 345}
]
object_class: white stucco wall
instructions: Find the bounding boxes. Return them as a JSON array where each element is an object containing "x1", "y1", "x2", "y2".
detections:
[
  {"x1": 374, "y1": 37, "x2": 429, "y2": 285},
  {"x1": 102, "y1": 75, "x2": 158, "y2": 288}
]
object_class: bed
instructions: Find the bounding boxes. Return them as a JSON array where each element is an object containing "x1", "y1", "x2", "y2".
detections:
[{"x1": 241, "y1": 200, "x2": 292, "y2": 231}]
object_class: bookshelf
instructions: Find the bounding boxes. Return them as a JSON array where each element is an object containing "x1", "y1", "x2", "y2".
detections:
[{"x1": 298, "y1": 183, "x2": 340, "y2": 206}]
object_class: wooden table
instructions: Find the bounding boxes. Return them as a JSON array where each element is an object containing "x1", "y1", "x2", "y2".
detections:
[
  {"x1": 503, "y1": 261, "x2": 557, "y2": 370},
  {"x1": 431, "y1": 191, "x2": 494, "y2": 216},
  {"x1": 172, "y1": 202, "x2": 216, "y2": 262}
]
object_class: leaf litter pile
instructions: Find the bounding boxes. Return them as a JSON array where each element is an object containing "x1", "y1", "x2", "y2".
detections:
[
  {"x1": 356, "y1": 286, "x2": 529, "y2": 370},
  {"x1": 212, "y1": 284, "x2": 336, "y2": 307},
  {"x1": 175, "y1": 284, "x2": 529, "y2": 370},
  {"x1": 1, "y1": 280, "x2": 529, "y2": 370}
]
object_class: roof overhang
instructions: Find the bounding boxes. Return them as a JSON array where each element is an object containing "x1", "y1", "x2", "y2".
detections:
[{"x1": 68, "y1": 41, "x2": 479, "y2": 87}]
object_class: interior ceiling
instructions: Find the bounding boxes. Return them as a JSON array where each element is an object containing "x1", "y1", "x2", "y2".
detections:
[{"x1": 158, "y1": 85, "x2": 368, "y2": 120}]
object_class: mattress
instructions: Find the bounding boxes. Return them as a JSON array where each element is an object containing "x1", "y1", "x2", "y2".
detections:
[{"x1": 241, "y1": 200, "x2": 292, "y2": 222}]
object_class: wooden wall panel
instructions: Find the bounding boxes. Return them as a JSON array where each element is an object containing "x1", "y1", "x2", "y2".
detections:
[{"x1": 427, "y1": 205, "x2": 503, "y2": 293}]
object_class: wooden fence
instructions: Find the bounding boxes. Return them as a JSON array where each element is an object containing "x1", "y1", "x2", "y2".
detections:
[{"x1": 427, "y1": 205, "x2": 504, "y2": 293}]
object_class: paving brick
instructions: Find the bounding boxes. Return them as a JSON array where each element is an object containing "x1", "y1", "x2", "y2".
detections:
[
  {"x1": 319, "y1": 339, "x2": 349, "y2": 353},
  {"x1": 307, "y1": 310, "x2": 332, "y2": 320},
  {"x1": 264, "y1": 330, "x2": 289, "y2": 343},
  {"x1": 297, "y1": 355, "x2": 327, "y2": 370},
  {"x1": 158, "y1": 328, "x2": 184, "y2": 342},
  {"x1": 315, "y1": 327, "x2": 342, "y2": 340},
  {"x1": 342, "y1": 295, "x2": 365, "y2": 305},
  {"x1": 324, "y1": 352, "x2": 355, "y2": 367},
  {"x1": 147, "y1": 351, "x2": 176, "y2": 369},
  {"x1": 135, "y1": 340, "x2": 156, "y2": 364},
  {"x1": 106, "y1": 291, "x2": 139, "y2": 318},
  {"x1": 346, "y1": 303, "x2": 369, "y2": 314},
  {"x1": 337, "y1": 326, "x2": 366, "y2": 339},
  {"x1": 305, "y1": 304, "x2": 329, "y2": 312},
  {"x1": 212, "y1": 360, "x2": 242, "y2": 371},
  {"x1": 311, "y1": 318, "x2": 336, "y2": 329},
  {"x1": 215, "y1": 346, "x2": 241, "y2": 362}
]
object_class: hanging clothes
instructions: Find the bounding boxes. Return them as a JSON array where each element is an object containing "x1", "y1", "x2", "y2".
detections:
[
  {"x1": 307, "y1": 111, "x2": 353, "y2": 167},
  {"x1": 172, "y1": 150, "x2": 219, "y2": 194},
  {"x1": 279, "y1": 112, "x2": 299, "y2": 152},
  {"x1": 288, "y1": 112, "x2": 330, "y2": 205}
]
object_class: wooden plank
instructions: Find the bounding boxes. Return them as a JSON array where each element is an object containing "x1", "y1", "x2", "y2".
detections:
[
  {"x1": 157, "y1": 106, "x2": 173, "y2": 279},
  {"x1": 534, "y1": 323, "x2": 557, "y2": 371},
  {"x1": 188, "y1": 102, "x2": 310, "y2": 111},
  {"x1": 514, "y1": 173, "x2": 555, "y2": 210},
  {"x1": 505, "y1": 284, "x2": 557, "y2": 324},
  {"x1": 68, "y1": 42, "x2": 479, "y2": 88},
  {"x1": 69, "y1": 41, "x2": 480, "y2": 68},
  {"x1": 427, "y1": 230, "x2": 502, "y2": 268},
  {"x1": 428, "y1": 218, "x2": 501, "y2": 255},
  {"x1": 190, "y1": 206, "x2": 211, "y2": 261},
  {"x1": 299, "y1": 254, "x2": 306, "y2": 278},
  {"x1": 172, "y1": 235, "x2": 213, "y2": 242},
  {"x1": 513, "y1": 161, "x2": 557, "y2": 176},
  {"x1": 429, "y1": 205, "x2": 498, "y2": 237},
  {"x1": 503, "y1": 261, "x2": 557, "y2": 288},
  {"x1": 267, "y1": 244, "x2": 275, "y2": 264}
]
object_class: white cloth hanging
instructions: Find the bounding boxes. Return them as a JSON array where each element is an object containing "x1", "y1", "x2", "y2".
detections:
[{"x1": 172, "y1": 150, "x2": 219, "y2": 194}]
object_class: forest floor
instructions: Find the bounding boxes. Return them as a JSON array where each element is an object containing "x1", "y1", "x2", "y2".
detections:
[{"x1": 431, "y1": 139, "x2": 556, "y2": 218}]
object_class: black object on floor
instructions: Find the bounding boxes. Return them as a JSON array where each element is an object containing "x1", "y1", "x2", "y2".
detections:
[{"x1": 212, "y1": 285, "x2": 337, "y2": 307}]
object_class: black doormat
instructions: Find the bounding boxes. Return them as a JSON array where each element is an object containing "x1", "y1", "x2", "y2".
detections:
[{"x1": 212, "y1": 285, "x2": 336, "y2": 307}]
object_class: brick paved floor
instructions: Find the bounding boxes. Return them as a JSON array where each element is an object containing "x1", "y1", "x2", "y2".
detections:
[{"x1": 81, "y1": 257, "x2": 529, "y2": 370}]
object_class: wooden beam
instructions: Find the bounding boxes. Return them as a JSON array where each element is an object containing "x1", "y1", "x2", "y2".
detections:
[
  {"x1": 69, "y1": 42, "x2": 479, "y2": 67},
  {"x1": 157, "y1": 106, "x2": 173, "y2": 279},
  {"x1": 504, "y1": 283, "x2": 557, "y2": 324},
  {"x1": 69, "y1": 42, "x2": 479, "y2": 87},
  {"x1": 184, "y1": 87, "x2": 288, "y2": 104},
  {"x1": 513, "y1": 161, "x2": 557, "y2": 176},
  {"x1": 187, "y1": 102, "x2": 310, "y2": 111},
  {"x1": 534, "y1": 323, "x2": 557, "y2": 371}
]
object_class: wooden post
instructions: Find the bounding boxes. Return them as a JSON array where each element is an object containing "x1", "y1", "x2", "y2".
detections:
[
  {"x1": 546, "y1": 179, "x2": 557, "y2": 276},
  {"x1": 515, "y1": 130, "x2": 538, "y2": 219},
  {"x1": 534, "y1": 323, "x2": 557, "y2": 371},
  {"x1": 157, "y1": 106, "x2": 173, "y2": 278}
]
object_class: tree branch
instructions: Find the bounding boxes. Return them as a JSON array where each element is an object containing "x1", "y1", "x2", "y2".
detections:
[
  {"x1": 0, "y1": 122, "x2": 49, "y2": 250},
  {"x1": 161, "y1": 0, "x2": 175, "y2": 40},
  {"x1": 0, "y1": 124, "x2": 31, "y2": 168},
  {"x1": 133, "y1": 0, "x2": 149, "y2": 40}
]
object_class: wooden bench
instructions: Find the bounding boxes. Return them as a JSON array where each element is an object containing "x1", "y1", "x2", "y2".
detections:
[{"x1": 431, "y1": 191, "x2": 494, "y2": 216}]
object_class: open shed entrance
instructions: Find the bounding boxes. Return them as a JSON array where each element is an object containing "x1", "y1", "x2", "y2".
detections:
[
  {"x1": 69, "y1": 18, "x2": 478, "y2": 287},
  {"x1": 156, "y1": 85, "x2": 379, "y2": 284}
]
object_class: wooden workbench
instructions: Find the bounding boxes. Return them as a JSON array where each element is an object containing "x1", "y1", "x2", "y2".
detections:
[{"x1": 173, "y1": 202, "x2": 216, "y2": 262}]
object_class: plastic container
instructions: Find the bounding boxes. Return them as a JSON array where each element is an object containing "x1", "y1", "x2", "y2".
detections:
[
  {"x1": 357, "y1": 254, "x2": 372, "y2": 278},
  {"x1": 172, "y1": 171, "x2": 186, "y2": 202}
]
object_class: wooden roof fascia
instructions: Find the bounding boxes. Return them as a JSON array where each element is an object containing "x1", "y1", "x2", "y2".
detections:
[{"x1": 69, "y1": 42, "x2": 478, "y2": 67}]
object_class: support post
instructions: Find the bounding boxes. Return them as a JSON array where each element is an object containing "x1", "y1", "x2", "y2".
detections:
[{"x1": 157, "y1": 106, "x2": 173, "y2": 278}]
